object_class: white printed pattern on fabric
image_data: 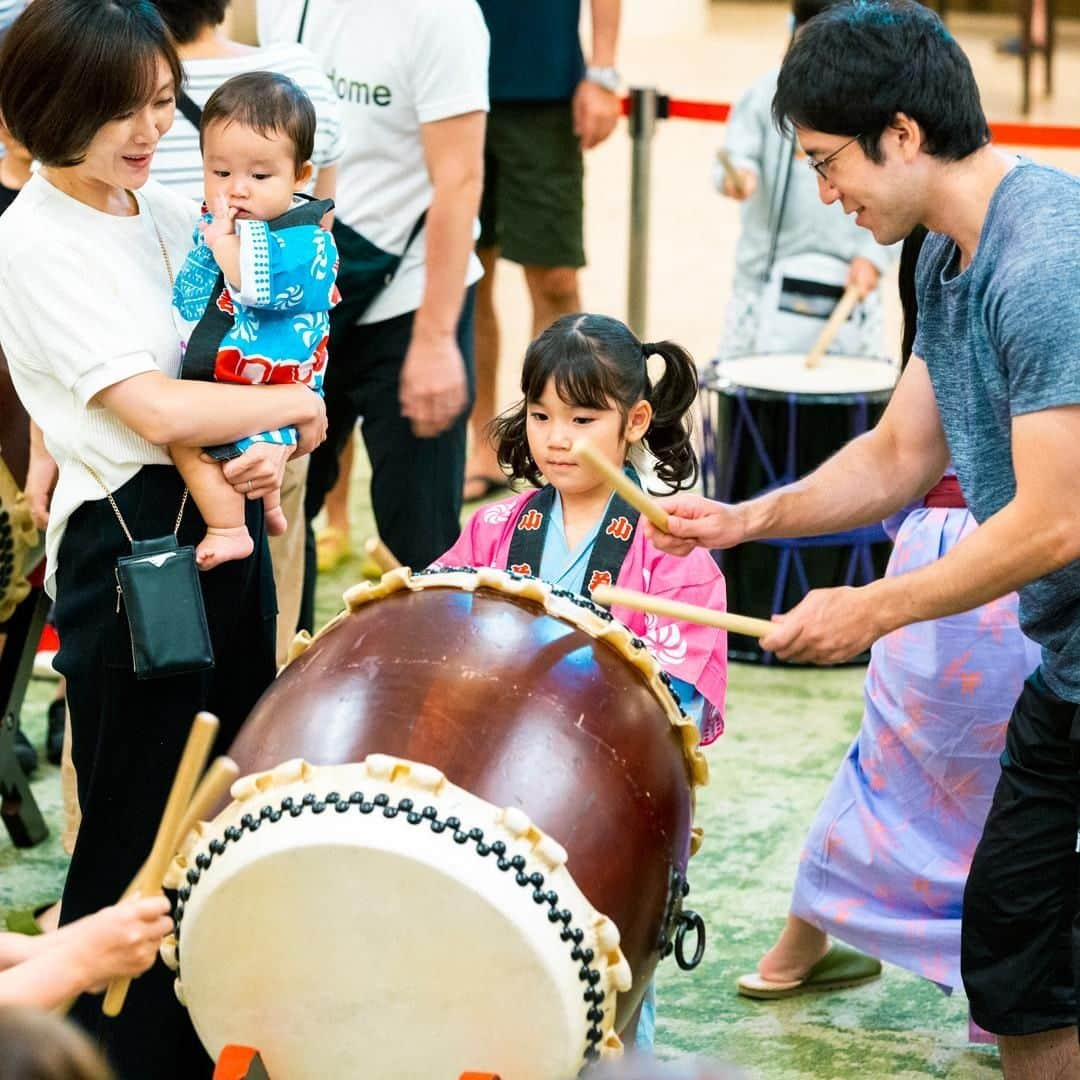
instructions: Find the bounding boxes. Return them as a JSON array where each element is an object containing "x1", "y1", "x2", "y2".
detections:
[
  {"x1": 483, "y1": 500, "x2": 515, "y2": 526},
  {"x1": 644, "y1": 614, "x2": 688, "y2": 666},
  {"x1": 311, "y1": 231, "x2": 332, "y2": 281},
  {"x1": 293, "y1": 314, "x2": 324, "y2": 350},
  {"x1": 274, "y1": 285, "x2": 304, "y2": 309},
  {"x1": 238, "y1": 219, "x2": 273, "y2": 307},
  {"x1": 231, "y1": 307, "x2": 260, "y2": 344}
]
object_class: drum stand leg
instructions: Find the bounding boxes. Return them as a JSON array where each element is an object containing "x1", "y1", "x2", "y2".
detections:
[
  {"x1": 0, "y1": 587, "x2": 49, "y2": 848},
  {"x1": 215, "y1": 1047, "x2": 270, "y2": 1080}
]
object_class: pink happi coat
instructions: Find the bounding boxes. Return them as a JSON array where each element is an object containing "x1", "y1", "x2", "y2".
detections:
[{"x1": 435, "y1": 490, "x2": 728, "y2": 745}]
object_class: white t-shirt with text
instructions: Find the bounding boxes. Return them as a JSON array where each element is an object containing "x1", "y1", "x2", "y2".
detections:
[{"x1": 258, "y1": 0, "x2": 489, "y2": 323}]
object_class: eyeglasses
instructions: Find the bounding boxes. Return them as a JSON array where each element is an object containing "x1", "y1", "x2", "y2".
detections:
[{"x1": 806, "y1": 135, "x2": 862, "y2": 181}]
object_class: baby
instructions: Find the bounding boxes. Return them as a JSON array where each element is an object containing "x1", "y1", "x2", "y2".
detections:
[{"x1": 172, "y1": 71, "x2": 338, "y2": 569}]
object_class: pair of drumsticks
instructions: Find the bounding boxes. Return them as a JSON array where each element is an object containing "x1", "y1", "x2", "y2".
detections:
[
  {"x1": 569, "y1": 442, "x2": 773, "y2": 638},
  {"x1": 98, "y1": 713, "x2": 238, "y2": 1017},
  {"x1": 365, "y1": 443, "x2": 773, "y2": 639}
]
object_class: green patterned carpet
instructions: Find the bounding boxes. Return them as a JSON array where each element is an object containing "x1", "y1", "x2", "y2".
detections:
[{"x1": 1, "y1": 469, "x2": 1000, "y2": 1077}]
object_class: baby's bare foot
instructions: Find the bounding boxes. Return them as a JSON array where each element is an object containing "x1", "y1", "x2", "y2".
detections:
[
  {"x1": 264, "y1": 506, "x2": 288, "y2": 537},
  {"x1": 196, "y1": 526, "x2": 254, "y2": 570}
]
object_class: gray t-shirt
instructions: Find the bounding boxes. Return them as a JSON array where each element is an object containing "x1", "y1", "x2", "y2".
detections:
[{"x1": 914, "y1": 159, "x2": 1080, "y2": 700}]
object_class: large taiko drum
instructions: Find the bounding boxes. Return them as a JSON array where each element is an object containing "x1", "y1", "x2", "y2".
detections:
[
  {"x1": 163, "y1": 567, "x2": 708, "y2": 1079},
  {"x1": 701, "y1": 353, "x2": 897, "y2": 663},
  {"x1": 0, "y1": 344, "x2": 43, "y2": 623}
]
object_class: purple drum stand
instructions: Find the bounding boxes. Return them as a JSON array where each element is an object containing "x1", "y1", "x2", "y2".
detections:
[{"x1": 700, "y1": 377, "x2": 889, "y2": 663}]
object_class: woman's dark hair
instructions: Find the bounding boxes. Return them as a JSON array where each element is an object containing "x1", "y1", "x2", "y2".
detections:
[
  {"x1": 492, "y1": 313, "x2": 700, "y2": 492},
  {"x1": 774, "y1": 0, "x2": 989, "y2": 163},
  {"x1": 0, "y1": 1006, "x2": 114, "y2": 1079},
  {"x1": 898, "y1": 224, "x2": 928, "y2": 369},
  {"x1": 151, "y1": 0, "x2": 228, "y2": 45},
  {"x1": 202, "y1": 72, "x2": 316, "y2": 170},
  {"x1": 0, "y1": 0, "x2": 183, "y2": 168}
]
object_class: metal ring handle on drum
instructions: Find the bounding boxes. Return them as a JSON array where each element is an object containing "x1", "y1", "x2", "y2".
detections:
[{"x1": 674, "y1": 909, "x2": 706, "y2": 971}]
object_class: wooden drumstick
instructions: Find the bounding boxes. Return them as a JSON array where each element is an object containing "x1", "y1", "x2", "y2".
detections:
[
  {"x1": 715, "y1": 148, "x2": 746, "y2": 198},
  {"x1": 570, "y1": 441, "x2": 670, "y2": 533},
  {"x1": 592, "y1": 583, "x2": 775, "y2": 639},
  {"x1": 102, "y1": 712, "x2": 219, "y2": 1017},
  {"x1": 119, "y1": 756, "x2": 239, "y2": 903},
  {"x1": 172, "y1": 755, "x2": 239, "y2": 851},
  {"x1": 364, "y1": 537, "x2": 402, "y2": 574},
  {"x1": 805, "y1": 284, "x2": 861, "y2": 369}
]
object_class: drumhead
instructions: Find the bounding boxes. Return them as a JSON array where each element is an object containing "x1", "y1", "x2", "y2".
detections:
[
  {"x1": 709, "y1": 353, "x2": 898, "y2": 398},
  {"x1": 166, "y1": 757, "x2": 629, "y2": 1078}
]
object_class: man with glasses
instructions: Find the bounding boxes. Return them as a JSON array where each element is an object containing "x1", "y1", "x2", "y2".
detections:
[{"x1": 650, "y1": 0, "x2": 1080, "y2": 1073}]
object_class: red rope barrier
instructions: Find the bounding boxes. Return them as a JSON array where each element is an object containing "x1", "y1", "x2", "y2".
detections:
[
  {"x1": 620, "y1": 93, "x2": 1080, "y2": 150},
  {"x1": 666, "y1": 99, "x2": 731, "y2": 123},
  {"x1": 988, "y1": 122, "x2": 1080, "y2": 148}
]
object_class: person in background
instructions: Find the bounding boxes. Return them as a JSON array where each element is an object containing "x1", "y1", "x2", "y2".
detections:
[
  {"x1": 713, "y1": 0, "x2": 891, "y2": 362},
  {"x1": 738, "y1": 229, "x2": 1041, "y2": 1047},
  {"x1": 257, "y1": 0, "x2": 489, "y2": 630},
  {"x1": 463, "y1": 0, "x2": 622, "y2": 502}
]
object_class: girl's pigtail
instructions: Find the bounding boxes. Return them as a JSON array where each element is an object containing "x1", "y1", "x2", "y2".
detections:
[
  {"x1": 642, "y1": 340, "x2": 699, "y2": 491},
  {"x1": 491, "y1": 404, "x2": 541, "y2": 488}
]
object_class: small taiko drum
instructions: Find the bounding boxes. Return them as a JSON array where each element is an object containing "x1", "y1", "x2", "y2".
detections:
[
  {"x1": 701, "y1": 352, "x2": 897, "y2": 662},
  {"x1": 163, "y1": 567, "x2": 708, "y2": 1079},
  {"x1": 0, "y1": 345, "x2": 43, "y2": 623}
]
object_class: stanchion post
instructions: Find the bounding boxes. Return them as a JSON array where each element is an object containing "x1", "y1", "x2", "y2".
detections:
[{"x1": 626, "y1": 86, "x2": 661, "y2": 337}]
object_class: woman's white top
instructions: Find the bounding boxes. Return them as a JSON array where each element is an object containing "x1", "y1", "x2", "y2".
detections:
[{"x1": 0, "y1": 174, "x2": 197, "y2": 594}]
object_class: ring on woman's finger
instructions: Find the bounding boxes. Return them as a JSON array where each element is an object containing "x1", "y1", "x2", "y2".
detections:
[{"x1": 246, "y1": 479, "x2": 254, "y2": 494}]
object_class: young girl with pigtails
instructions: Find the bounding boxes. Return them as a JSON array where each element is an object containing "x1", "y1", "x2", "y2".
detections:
[
  {"x1": 435, "y1": 313, "x2": 728, "y2": 1047},
  {"x1": 436, "y1": 311, "x2": 728, "y2": 744}
]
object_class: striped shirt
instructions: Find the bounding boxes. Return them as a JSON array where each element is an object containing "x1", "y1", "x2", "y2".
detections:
[{"x1": 151, "y1": 43, "x2": 345, "y2": 201}]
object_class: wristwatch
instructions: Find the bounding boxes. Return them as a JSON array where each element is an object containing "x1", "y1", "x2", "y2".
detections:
[{"x1": 585, "y1": 66, "x2": 621, "y2": 93}]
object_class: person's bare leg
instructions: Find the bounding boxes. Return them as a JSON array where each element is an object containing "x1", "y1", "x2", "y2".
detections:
[
  {"x1": 1032, "y1": 0, "x2": 1047, "y2": 47},
  {"x1": 323, "y1": 432, "x2": 354, "y2": 539},
  {"x1": 756, "y1": 914, "x2": 830, "y2": 982},
  {"x1": 999, "y1": 1029, "x2": 1080, "y2": 1080},
  {"x1": 463, "y1": 247, "x2": 502, "y2": 500},
  {"x1": 261, "y1": 488, "x2": 287, "y2": 537},
  {"x1": 523, "y1": 264, "x2": 581, "y2": 339},
  {"x1": 170, "y1": 444, "x2": 252, "y2": 569}
]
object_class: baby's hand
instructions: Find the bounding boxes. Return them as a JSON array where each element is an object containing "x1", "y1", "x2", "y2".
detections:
[{"x1": 200, "y1": 194, "x2": 238, "y2": 247}]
